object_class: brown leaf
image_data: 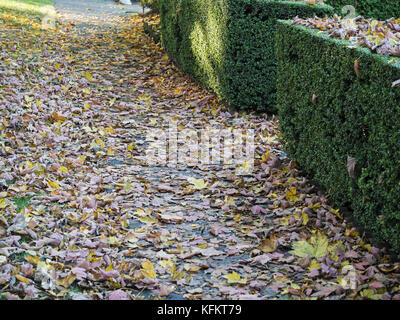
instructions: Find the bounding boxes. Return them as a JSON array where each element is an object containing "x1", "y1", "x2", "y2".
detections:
[
  {"x1": 314, "y1": 285, "x2": 340, "y2": 298},
  {"x1": 0, "y1": 226, "x2": 6, "y2": 238},
  {"x1": 154, "y1": 212, "x2": 183, "y2": 224},
  {"x1": 258, "y1": 234, "x2": 278, "y2": 253},
  {"x1": 354, "y1": 60, "x2": 360, "y2": 77},
  {"x1": 52, "y1": 112, "x2": 67, "y2": 122},
  {"x1": 298, "y1": 254, "x2": 311, "y2": 269}
]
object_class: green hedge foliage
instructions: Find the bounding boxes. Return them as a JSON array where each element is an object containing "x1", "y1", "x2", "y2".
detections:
[
  {"x1": 325, "y1": 0, "x2": 400, "y2": 20},
  {"x1": 159, "y1": 0, "x2": 333, "y2": 112},
  {"x1": 276, "y1": 20, "x2": 400, "y2": 257},
  {"x1": 141, "y1": 0, "x2": 159, "y2": 11}
]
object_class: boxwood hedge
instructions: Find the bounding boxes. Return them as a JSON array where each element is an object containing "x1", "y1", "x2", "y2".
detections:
[
  {"x1": 159, "y1": 0, "x2": 333, "y2": 112},
  {"x1": 276, "y1": 20, "x2": 400, "y2": 256},
  {"x1": 325, "y1": 0, "x2": 400, "y2": 20}
]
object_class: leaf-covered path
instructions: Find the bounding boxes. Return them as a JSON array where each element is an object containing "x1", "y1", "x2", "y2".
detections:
[{"x1": 0, "y1": 1, "x2": 400, "y2": 300}]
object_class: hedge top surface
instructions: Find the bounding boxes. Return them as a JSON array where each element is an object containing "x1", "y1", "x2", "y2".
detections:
[
  {"x1": 231, "y1": 0, "x2": 332, "y2": 9},
  {"x1": 324, "y1": 0, "x2": 400, "y2": 21},
  {"x1": 291, "y1": 15, "x2": 400, "y2": 58}
]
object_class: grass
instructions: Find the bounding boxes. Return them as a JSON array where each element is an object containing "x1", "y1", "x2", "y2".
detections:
[
  {"x1": 8, "y1": 251, "x2": 29, "y2": 263},
  {"x1": 0, "y1": 0, "x2": 55, "y2": 16},
  {"x1": 11, "y1": 196, "x2": 34, "y2": 213},
  {"x1": 5, "y1": 180, "x2": 16, "y2": 186},
  {"x1": 0, "y1": 0, "x2": 56, "y2": 28}
]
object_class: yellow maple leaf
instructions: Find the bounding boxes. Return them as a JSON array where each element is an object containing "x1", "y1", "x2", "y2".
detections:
[
  {"x1": 260, "y1": 134, "x2": 279, "y2": 144},
  {"x1": 37, "y1": 260, "x2": 51, "y2": 272},
  {"x1": 24, "y1": 255, "x2": 39, "y2": 265},
  {"x1": 187, "y1": 177, "x2": 208, "y2": 190},
  {"x1": 141, "y1": 259, "x2": 156, "y2": 279},
  {"x1": 76, "y1": 155, "x2": 87, "y2": 165},
  {"x1": 308, "y1": 259, "x2": 321, "y2": 271},
  {"x1": 278, "y1": 216, "x2": 290, "y2": 226},
  {"x1": 105, "y1": 127, "x2": 115, "y2": 135},
  {"x1": 109, "y1": 98, "x2": 116, "y2": 106},
  {"x1": 287, "y1": 177, "x2": 297, "y2": 183},
  {"x1": 94, "y1": 138, "x2": 105, "y2": 150},
  {"x1": 106, "y1": 262, "x2": 114, "y2": 272},
  {"x1": 286, "y1": 187, "x2": 299, "y2": 202},
  {"x1": 308, "y1": 202, "x2": 321, "y2": 210},
  {"x1": 159, "y1": 259, "x2": 173, "y2": 269},
  {"x1": 134, "y1": 209, "x2": 148, "y2": 217},
  {"x1": 290, "y1": 232, "x2": 329, "y2": 259},
  {"x1": 183, "y1": 264, "x2": 201, "y2": 272},
  {"x1": 234, "y1": 214, "x2": 242, "y2": 223},
  {"x1": 211, "y1": 108, "x2": 219, "y2": 116},
  {"x1": 173, "y1": 88, "x2": 182, "y2": 95},
  {"x1": 84, "y1": 71, "x2": 93, "y2": 81},
  {"x1": 127, "y1": 143, "x2": 136, "y2": 152},
  {"x1": 137, "y1": 94, "x2": 151, "y2": 103},
  {"x1": 26, "y1": 161, "x2": 35, "y2": 168},
  {"x1": 58, "y1": 166, "x2": 69, "y2": 174},
  {"x1": 35, "y1": 164, "x2": 45, "y2": 176},
  {"x1": 107, "y1": 147, "x2": 115, "y2": 156},
  {"x1": 330, "y1": 208, "x2": 343, "y2": 219},
  {"x1": 302, "y1": 211, "x2": 309, "y2": 226},
  {"x1": 139, "y1": 216, "x2": 158, "y2": 224},
  {"x1": 107, "y1": 237, "x2": 121, "y2": 246},
  {"x1": 47, "y1": 180, "x2": 60, "y2": 190},
  {"x1": 239, "y1": 160, "x2": 252, "y2": 172},
  {"x1": 360, "y1": 289, "x2": 382, "y2": 300},
  {"x1": 224, "y1": 271, "x2": 247, "y2": 284},
  {"x1": 170, "y1": 264, "x2": 185, "y2": 281},
  {"x1": 81, "y1": 88, "x2": 91, "y2": 95},
  {"x1": 57, "y1": 274, "x2": 77, "y2": 288},
  {"x1": 261, "y1": 149, "x2": 270, "y2": 162},
  {"x1": 15, "y1": 274, "x2": 30, "y2": 284},
  {"x1": 0, "y1": 198, "x2": 7, "y2": 209}
]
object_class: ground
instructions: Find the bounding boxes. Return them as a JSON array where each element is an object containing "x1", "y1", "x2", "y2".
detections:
[{"x1": 0, "y1": 0, "x2": 399, "y2": 300}]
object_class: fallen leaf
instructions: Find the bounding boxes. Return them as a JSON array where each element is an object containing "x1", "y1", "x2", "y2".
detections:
[
  {"x1": 141, "y1": 259, "x2": 156, "y2": 279},
  {"x1": 224, "y1": 271, "x2": 247, "y2": 284},
  {"x1": 258, "y1": 234, "x2": 279, "y2": 253},
  {"x1": 187, "y1": 177, "x2": 208, "y2": 190},
  {"x1": 290, "y1": 232, "x2": 329, "y2": 259}
]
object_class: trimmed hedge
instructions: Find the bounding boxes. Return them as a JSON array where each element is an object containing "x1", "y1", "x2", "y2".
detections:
[
  {"x1": 276, "y1": 20, "x2": 400, "y2": 256},
  {"x1": 159, "y1": 0, "x2": 333, "y2": 112},
  {"x1": 325, "y1": 0, "x2": 400, "y2": 20}
]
